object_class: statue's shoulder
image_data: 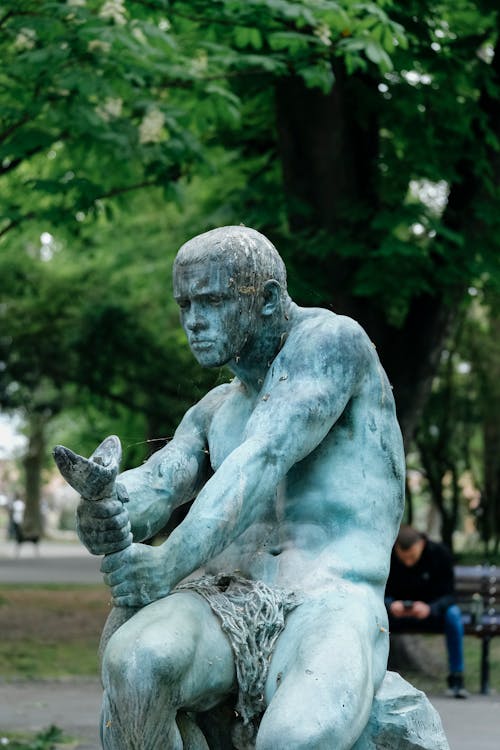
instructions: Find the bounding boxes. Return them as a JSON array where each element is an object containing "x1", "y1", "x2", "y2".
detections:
[
  {"x1": 290, "y1": 307, "x2": 370, "y2": 350},
  {"x1": 174, "y1": 382, "x2": 239, "y2": 442},
  {"x1": 185, "y1": 382, "x2": 237, "y2": 424},
  {"x1": 279, "y1": 309, "x2": 375, "y2": 383}
]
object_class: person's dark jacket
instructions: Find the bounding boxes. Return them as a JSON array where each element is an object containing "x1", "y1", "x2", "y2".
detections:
[{"x1": 385, "y1": 536, "x2": 456, "y2": 617}]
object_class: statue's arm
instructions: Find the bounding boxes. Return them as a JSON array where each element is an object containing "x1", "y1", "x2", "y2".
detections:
[
  {"x1": 147, "y1": 320, "x2": 370, "y2": 588},
  {"x1": 117, "y1": 401, "x2": 212, "y2": 542},
  {"x1": 55, "y1": 389, "x2": 219, "y2": 556}
]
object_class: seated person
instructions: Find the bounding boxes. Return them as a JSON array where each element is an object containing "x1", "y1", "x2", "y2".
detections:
[{"x1": 385, "y1": 524, "x2": 467, "y2": 698}]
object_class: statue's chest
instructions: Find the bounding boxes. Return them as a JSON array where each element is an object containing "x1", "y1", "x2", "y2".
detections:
[{"x1": 207, "y1": 392, "x2": 255, "y2": 471}]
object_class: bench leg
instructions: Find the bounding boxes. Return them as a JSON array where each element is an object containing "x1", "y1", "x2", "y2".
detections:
[{"x1": 480, "y1": 635, "x2": 491, "y2": 695}]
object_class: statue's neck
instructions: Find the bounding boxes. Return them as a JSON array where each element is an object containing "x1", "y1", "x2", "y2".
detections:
[{"x1": 229, "y1": 301, "x2": 296, "y2": 393}]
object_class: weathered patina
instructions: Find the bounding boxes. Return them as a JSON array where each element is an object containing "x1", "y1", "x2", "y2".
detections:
[{"x1": 54, "y1": 226, "x2": 448, "y2": 749}]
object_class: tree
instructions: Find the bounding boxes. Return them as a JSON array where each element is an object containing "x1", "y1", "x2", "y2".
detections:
[
  {"x1": 0, "y1": 190, "x2": 219, "y2": 533},
  {"x1": 1, "y1": 0, "x2": 402, "y2": 239},
  {"x1": 2, "y1": 1, "x2": 500, "y2": 537},
  {"x1": 413, "y1": 306, "x2": 481, "y2": 549},
  {"x1": 410, "y1": 285, "x2": 500, "y2": 553},
  {"x1": 261, "y1": 0, "x2": 500, "y2": 444},
  {"x1": 467, "y1": 290, "x2": 500, "y2": 554}
]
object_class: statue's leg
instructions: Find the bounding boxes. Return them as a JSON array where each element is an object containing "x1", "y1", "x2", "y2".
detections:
[
  {"x1": 100, "y1": 591, "x2": 236, "y2": 750},
  {"x1": 256, "y1": 586, "x2": 389, "y2": 750}
]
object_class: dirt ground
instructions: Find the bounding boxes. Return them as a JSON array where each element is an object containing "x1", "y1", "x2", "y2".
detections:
[{"x1": 0, "y1": 586, "x2": 110, "y2": 644}]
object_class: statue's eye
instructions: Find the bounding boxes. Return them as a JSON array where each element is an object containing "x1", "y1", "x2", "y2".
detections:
[
  {"x1": 207, "y1": 295, "x2": 223, "y2": 305},
  {"x1": 177, "y1": 299, "x2": 190, "y2": 311}
]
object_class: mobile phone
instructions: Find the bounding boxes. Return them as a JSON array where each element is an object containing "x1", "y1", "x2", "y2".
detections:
[{"x1": 402, "y1": 600, "x2": 414, "y2": 609}]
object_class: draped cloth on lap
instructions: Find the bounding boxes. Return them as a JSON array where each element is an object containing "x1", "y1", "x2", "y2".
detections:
[{"x1": 177, "y1": 573, "x2": 300, "y2": 725}]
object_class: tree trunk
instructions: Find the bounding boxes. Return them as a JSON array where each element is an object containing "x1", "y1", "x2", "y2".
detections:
[
  {"x1": 275, "y1": 65, "x2": 380, "y2": 233},
  {"x1": 274, "y1": 68, "x2": 462, "y2": 446},
  {"x1": 274, "y1": 30, "x2": 500, "y2": 447},
  {"x1": 22, "y1": 412, "x2": 47, "y2": 537}
]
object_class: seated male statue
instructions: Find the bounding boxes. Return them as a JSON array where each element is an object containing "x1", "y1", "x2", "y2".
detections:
[{"x1": 54, "y1": 226, "x2": 407, "y2": 750}]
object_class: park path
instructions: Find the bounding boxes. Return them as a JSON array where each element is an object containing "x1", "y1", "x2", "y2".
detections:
[
  {"x1": 0, "y1": 678, "x2": 499, "y2": 750},
  {"x1": 0, "y1": 678, "x2": 101, "y2": 749},
  {"x1": 0, "y1": 538, "x2": 102, "y2": 747},
  {"x1": 0, "y1": 537, "x2": 102, "y2": 584}
]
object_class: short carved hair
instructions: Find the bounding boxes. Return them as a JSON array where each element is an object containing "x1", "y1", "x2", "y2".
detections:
[{"x1": 174, "y1": 226, "x2": 287, "y2": 296}]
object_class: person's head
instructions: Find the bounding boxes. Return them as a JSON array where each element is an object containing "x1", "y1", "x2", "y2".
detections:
[
  {"x1": 173, "y1": 226, "x2": 290, "y2": 368},
  {"x1": 394, "y1": 525, "x2": 426, "y2": 567}
]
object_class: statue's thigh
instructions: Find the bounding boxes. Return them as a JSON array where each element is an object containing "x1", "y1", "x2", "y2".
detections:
[
  {"x1": 103, "y1": 591, "x2": 236, "y2": 710},
  {"x1": 257, "y1": 592, "x2": 388, "y2": 750}
]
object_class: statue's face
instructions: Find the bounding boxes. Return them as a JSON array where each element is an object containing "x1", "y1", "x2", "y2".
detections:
[{"x1": 173, "y1": 259, "x2": 256, "y2": 367}]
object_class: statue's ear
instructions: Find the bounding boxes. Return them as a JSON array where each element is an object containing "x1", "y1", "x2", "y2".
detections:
[{"x1": 261, "y1": 280, "x2": 281, "y2": 316}]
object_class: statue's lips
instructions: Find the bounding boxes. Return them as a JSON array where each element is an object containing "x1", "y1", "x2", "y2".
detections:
[{"x1": 190, "y1": 339, "x2": 214, "y2": 348}]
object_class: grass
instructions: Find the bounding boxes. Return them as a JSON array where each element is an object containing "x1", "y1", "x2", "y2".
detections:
[
  {"x1": 0, "y1": 641, "x2": 100, "y2": 679},
  {"x1": 0, "y1": 726, "x2": 74, "y2": 750},
  {"x1": 1, "y1": 583, "x2": 499, "y2": 694},
  {"x1": 0, "y1": 585, "x2": 498, "y2": 749},
  {"x1": 455, "y1": 550, "x2": 500, "y2": 566},
  {"x1": 0, "y1": 584, "x2": 109, "y2": 679},
  {"x1": 391, "y1": 632, "x2": 500, "y2": 695}
]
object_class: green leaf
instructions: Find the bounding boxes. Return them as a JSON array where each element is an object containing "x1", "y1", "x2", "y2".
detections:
[{"x1": 298, "y1": 62, "x2": 335, "y2": 93}]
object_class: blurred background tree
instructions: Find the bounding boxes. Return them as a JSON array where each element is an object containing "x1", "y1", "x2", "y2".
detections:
[
  {"x1": 1, "y1": 0, "x2": 500, "y2": 550},
  {"x1": 412, "y1": 287, "x2": 500, "y2": 554}
]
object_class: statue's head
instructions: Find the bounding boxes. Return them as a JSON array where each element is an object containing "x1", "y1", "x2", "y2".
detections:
[{"x1": 173, "y1": 226, "x2": 289, "y2": 368}]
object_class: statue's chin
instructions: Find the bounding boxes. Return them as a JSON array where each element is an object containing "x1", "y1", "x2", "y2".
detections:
[{"x1": 191, "y1": 349, "x2": 226, "y2": 368}]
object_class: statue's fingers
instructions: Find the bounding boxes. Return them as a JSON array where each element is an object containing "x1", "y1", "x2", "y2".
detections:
[
  {"x1": 116, "y1": 482, "x2": 129, "y2": 504},
  {"x1": 84, "y1": 527, "x2": 130, "y2": 545},
  {"x1": 109, "y1": 581, "x2": 135, "y2": 599},
  {"x1": 112, "y1": 584, "x2": 154, "y2": 608},
  {"x1": 77, "y1": 498, "x2": 125, "y2": 519},
  {"x1": 87, "y1": 538, "x2": 132, "y2": 556},
  {"x1": 103, "y1": 567, "x2": 129, "y2": 588},
  {"x1": 113, "y1": 593, "x2": 143, "y2": 608},
  {"x1": 87, "y1": 515, "x2": 130, "y2": 533},
  {"x1": 101, "y1": 548, "x2": 130, "y2": 574}
]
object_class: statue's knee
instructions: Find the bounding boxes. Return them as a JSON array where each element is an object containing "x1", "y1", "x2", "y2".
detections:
[
  {"x1": 103, "y1": 625, "x2": 194, "y2": 688},
  {"x1": 257, "y1": 713, "x2": 338, "y2": 750}
]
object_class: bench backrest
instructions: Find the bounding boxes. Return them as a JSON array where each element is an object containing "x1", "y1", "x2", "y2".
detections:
[{"x1": 454, "y1": 564, "x2": 499, "y2": 633}]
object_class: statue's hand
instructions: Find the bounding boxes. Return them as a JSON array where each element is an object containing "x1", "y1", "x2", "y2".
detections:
[
  {"x1": 76, "y1": 494, "x2": 132, "y2": 555},
  {"x1": 101, "y1": 543, "x2": 170, "y2": 607},
  {"x1": 53, "y1": 435, "x2": 132, "y2": 555}
]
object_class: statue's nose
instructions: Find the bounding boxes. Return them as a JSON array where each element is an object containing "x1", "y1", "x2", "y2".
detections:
[{"x1": 186, "y1": 306, "x2": 208, "y2": 332}]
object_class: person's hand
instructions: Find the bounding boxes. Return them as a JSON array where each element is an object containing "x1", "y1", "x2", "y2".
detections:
[
  {"x1": 101, "y1": 543, "x2": 170, "y2": 607},
  {"x1": 411, "y1": 601, "x2": 431, "y2": 619},
  {"x1": 389, "y1": 600, "x2": 406, "y2": 617}
]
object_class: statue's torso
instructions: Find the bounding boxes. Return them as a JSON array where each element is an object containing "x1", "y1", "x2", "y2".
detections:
[{"x1": 204, "y1": 309, "x2": 405, "y2": 598}]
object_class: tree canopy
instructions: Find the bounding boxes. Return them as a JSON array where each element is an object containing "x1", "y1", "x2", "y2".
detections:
[{"x1": 1, "y1": 0, "x2": 404, "y2": 236}]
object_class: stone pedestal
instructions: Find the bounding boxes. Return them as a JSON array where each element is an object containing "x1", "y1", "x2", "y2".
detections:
[{"x1": 353, "y1": 671, "x2": 449, "y2": 750}]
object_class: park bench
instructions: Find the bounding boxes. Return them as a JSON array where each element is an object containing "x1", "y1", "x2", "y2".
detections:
[
  {"x1": 390, "y1": 564, "x2": 499, "y2": 694},
  {"x1": 454, "y1": 564, "x2": 500, "y2": 694}
]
